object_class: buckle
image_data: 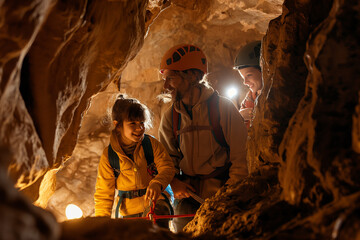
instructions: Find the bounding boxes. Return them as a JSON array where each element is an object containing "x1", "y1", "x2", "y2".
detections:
[{"x1": 132, "y1": 190, "x2": 139, "y2": 197}]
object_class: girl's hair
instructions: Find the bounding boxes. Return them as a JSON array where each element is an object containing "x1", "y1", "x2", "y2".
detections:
[{"x1": 112, "y1": 94, "x2": 152, "y2": 129}]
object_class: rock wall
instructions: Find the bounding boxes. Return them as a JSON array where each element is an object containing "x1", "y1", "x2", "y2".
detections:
[
  {"x1": 1, "y1": 0, "x2": 153, "y2": 202},
  {"x1": 1, "y1": 0, "x2": 359, "y2": 239},
  {"x1": 0, "y1": 147, "x2": 60, "y2": 239},
  {"x1": 187, "y1": 0, "x2": 360, "y2": 238},
  {"x1": 0, "y1": 0, "x2": 55, "y2": 197},
  {"x1": 46, "y1": 0, "x2": 283, "y2": 221},
  {"x1": 278, "y1": 0, "x2": 360, "y2": 205}
]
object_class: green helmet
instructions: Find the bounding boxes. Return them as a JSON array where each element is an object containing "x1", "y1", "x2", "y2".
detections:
[{"x1": 233, "y1": 41, "x2": 261, "y2": 70}]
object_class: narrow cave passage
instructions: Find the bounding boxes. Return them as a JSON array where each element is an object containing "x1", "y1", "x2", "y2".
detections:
[
  {"x1": 0, "y1": 1, "x2": 359, "y2": 240},
  {"x1": 46, "y1": 0, "x2": 280, "y2": 223}
]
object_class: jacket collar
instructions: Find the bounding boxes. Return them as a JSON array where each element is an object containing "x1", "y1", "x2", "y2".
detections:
[
  {"x1": 109, "y1": 130, "x2": 142, "y2": 158},
  {"x1": 173, "y1": 85, "x2": 215, "y2": 113}
]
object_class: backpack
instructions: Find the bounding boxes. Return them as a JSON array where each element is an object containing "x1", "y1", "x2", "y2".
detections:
[
  {"x1": 172, "y1": 92, "x2": 232, "y2": 181},
  {"x1": 172, "y1": 92, "x2": 229, "y2": 149},
  {"x1": 108, "y1": 134, "x2": 157, "y2": 179},
  {"x1": 107, "y1": 134, "x2": 173, "y2": 218}
]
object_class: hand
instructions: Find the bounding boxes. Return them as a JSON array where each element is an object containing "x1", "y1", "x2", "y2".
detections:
[
  {"x1": 239, "y1": 108, "x2": 253, "y2": 121},
  {"x1": 170, "y1": 178, "x2": 196, "y2": 199},
  {"x1": 145, "y1": 182, "x2": 162, "y2": 202}
]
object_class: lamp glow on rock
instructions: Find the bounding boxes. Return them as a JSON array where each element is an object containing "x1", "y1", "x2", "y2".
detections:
[
  {"x1": 65, "y1": 204, "x2": 83, "y2": 220},
  {"x1": 226, "y1": 87, "x2": 238, "y2": 99}
]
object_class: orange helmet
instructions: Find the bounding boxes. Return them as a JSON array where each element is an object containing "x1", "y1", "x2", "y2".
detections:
[{"x1": 160, "y1": 44, "x2": 207, "y2": 74}]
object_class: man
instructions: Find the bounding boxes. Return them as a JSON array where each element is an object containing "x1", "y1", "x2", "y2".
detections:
[
  {"x1": 233, "y1": 41, "x2": 262, "y2": 128},
  {"x1": 158, "y1": 44, "x2": 248, "y2": 232}
]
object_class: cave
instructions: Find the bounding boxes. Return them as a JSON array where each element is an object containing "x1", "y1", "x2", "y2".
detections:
[{"x1": 1, "y1": 0, "x2": 359, "y2": 239}]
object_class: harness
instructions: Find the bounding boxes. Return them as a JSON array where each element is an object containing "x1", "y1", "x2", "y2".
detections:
[
  {"x1": 172, "y1": 92, "x2": 231, "y2": 180},
  {"x1": 108, "y1": 134, "x2": 173, "y2": 218}
]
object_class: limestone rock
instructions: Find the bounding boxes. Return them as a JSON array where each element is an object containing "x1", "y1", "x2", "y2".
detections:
[
  {"x1": 185, "y1": 0, "x2": 360, "y2": 238},
  {"x1": 1, "y1": 0, "x2": 360, "y2": 239},
  {"x1": 248, "y1": 0, "x2": 334, "y2": 173},
  {"x1": 278, "y1": 0, "x2": 360, "y2": 206},
  {"x1": 0, "y1": 0, "x2": 55, "y2": 191},
  {"x1": 0, "y1": 147, "x2": 59, "y2": 240},
  {"x1": 19, "y1": 0, "x2": 148, "y2": 193},
  {"x1": 46, "y1": 0, "x2": 283, "y2": 221}
]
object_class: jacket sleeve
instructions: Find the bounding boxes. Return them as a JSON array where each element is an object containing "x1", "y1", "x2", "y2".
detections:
[
  {"x1": 149, "y1": 137, "x2": 176, "y2": 190},
  {"x1": 94, "y1": 148, "x2": 116, "y2": 217},
  {"x1": 158, "y1": 107, "x2": 182, "y2": 175},
  {"x1": 219, "y1": 97, "x2": 249, "y2": 184}
]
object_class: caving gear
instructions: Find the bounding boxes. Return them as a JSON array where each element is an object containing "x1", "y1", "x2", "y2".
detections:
[
  {"x1": 160, "y1": 44, "x2": 207, "y2": 74},
  {"x1": 159, "y1": 85, "x2": 248, "y2": 183},
  {"x1": 172, "y1": 92, "x2": 232, "y2": 181},
  {"x1": 108, "y1": 134, "x2": 156, "y2": 179},
  {"x1": 94, "y1": 131, "x2": 175, "y2": 218},
  {"x1": 233, "y1": 41, "x2": 261, "y2": 70},
  {"x1": 172, "y1": 92, "x2": 229, "y2": 149},
  {"x1": 108, "y1": 134, "x2": 173, "y2": 219},
  {"x1": 159, "y1": 85, "x2": 248, "y2": 232}
]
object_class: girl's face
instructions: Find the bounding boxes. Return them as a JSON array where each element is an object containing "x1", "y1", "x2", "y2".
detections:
[
  {"x1": 238, "y1": 67, "x2": 263, "y2": 93},
  {"x1": 121, "y1": 119, "x2": 145, "y2": 143}
]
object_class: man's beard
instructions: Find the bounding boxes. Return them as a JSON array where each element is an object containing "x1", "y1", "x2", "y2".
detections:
[
  {"x1": 157, "y1": 85, "x2": 188, "y2": 103},
  {"x1": 161, "y1": 89, "x2": 183, "y2": 102},
  {"x1": 156, "y1": 89, "x2": 181, "y2": 103}
]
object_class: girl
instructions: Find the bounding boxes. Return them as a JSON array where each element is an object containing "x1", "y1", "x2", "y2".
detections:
[{"x1": 94, "y1": 95, "x2": 175, "y2": 227}]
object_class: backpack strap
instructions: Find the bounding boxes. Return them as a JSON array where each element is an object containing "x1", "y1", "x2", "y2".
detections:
[
  {"x1": 111, "y1": 135, "x2": 156, "y2": 219},
  {"x1": 108, "y1": 144, "x2": 120, "y2": 179},
  {"x1": 141, "y1": 134, "x2": 154, "y2": 166},
  {"x1": 207, "y1": 92, "x2": 229, "y2": 149},
  {"x1": 142, "y1": 134, "x2": 158, "y2": 176},
  {"x1": 108, "y1": 134, "x2": 155, "y2": 180},
  {"x1": 171, "y1": 93, "x2": 229, "y2": 149}
]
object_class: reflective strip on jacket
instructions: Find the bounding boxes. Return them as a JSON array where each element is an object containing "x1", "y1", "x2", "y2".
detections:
[{"x1": 94, "y1": 131, "x2": 175, "y2": 217}]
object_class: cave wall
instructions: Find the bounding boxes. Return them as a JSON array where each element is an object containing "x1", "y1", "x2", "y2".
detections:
[
  {"x1": 0, "y1": 0, "x2": 55, "y2": 196},
  {"x1": 46, "y1": 0, "x2": 283, "y2": 221},
  {"x1": 1, "y1": 0, "x2": 359, "y2": 239},
  {"x1": 0, "y1": 0, "x2": 156, "y2": 203},
  {"x1": 121, "y1": 0, "x2": 283, "y2": 115},
  {"x1": 278, "y1": 0, "x2": 360, "y2": 205},
  {"x1": 187, "y1": 0, "x2": 360, "y2": 238}
]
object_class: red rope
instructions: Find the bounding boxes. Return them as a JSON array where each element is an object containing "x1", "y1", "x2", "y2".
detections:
[
  {"x1": 124, "y1": 214, "x2": 196, "y2": 222},
  {"x1": 122, "y1": 200, "x2": 195, "y2": 224}
]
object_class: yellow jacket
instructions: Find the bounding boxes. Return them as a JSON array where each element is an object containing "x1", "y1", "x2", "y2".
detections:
[{"x1": 94, "y1": 132, "x2": 175, "y2": 217}]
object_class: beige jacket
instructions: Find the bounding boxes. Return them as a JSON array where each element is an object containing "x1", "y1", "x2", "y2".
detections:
[
  {"x1": 94, "y1": 132, "x2": 175, "y2": 217},
  {"x1": 158, "y1": 86, "x2": 248, "y2": 184}
]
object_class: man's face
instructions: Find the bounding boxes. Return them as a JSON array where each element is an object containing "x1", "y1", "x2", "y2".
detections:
[
  {"x1": 238, "y1": 67, "x2": 262, "y2": 93},
  {"x1": 162, "y1": 69, "x2": 190, "y2": 101}
]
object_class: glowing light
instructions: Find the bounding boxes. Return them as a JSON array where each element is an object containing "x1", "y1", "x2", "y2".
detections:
[
  {"x1": 226, "y1": 87, "x2": 238, "y2": 99},
  {"x1": 65, "y1": 204, "x2": 83, "y2": 220}
]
